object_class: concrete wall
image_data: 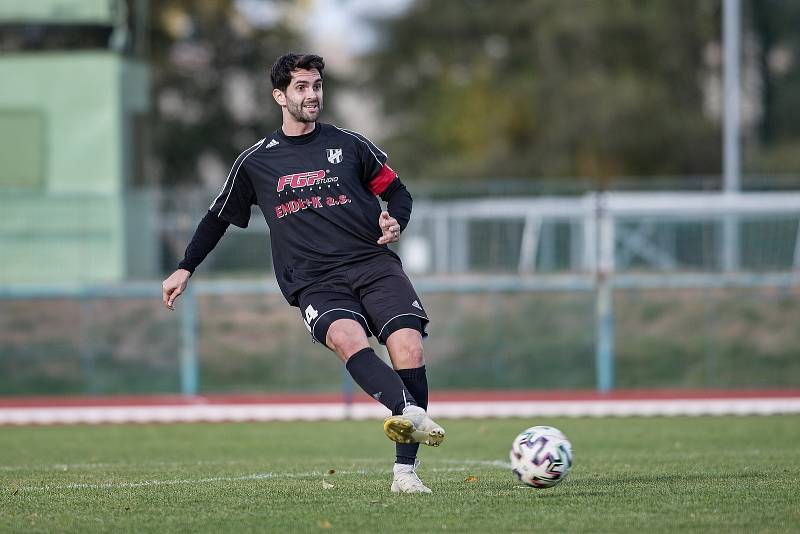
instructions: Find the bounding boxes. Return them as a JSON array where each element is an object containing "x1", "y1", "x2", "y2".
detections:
[{"x1": 0, "y1": 52, "x2": 157, "y2": 283}]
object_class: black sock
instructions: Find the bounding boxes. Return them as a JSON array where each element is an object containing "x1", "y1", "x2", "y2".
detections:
[
  {"x1": 345, "y1": 348, "x2": 416, "y2": 414},
  {"x1": 395, "y1": 366, "x2": 429, "y2": 465}
]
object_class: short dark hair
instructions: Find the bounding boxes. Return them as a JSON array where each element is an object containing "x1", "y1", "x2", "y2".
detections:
[{"x1": 270, "y1": 53, "x2": 325, "y2": 91}]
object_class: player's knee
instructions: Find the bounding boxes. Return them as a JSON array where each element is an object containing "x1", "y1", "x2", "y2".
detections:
[
  {"x1": 311, "y1": 309, "x2": 370, "y2": 350},
  {"x1": 401, "y1": 341, "x2": 425, "y2": 368},
  {"x1": 386, "y1": 328, "x2": 425, "y2": 368},
  {"x1": 326, "y1": 319, "x2": 369, "y2": 360}
]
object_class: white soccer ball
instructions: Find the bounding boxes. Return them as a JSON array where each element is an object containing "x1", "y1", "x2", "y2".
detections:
[{"x1": 510, "y1": 425, "x2": 573, "y2": 488}]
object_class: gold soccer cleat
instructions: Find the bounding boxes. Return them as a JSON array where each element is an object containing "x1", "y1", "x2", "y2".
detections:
[{"x1": 383, "y1": 406, "x2": 445, "y2": 446}]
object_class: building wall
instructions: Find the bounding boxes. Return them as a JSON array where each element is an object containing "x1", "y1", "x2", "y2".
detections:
[{"x1": 0, "y1": 52, "x2": 157, "y2": 282}]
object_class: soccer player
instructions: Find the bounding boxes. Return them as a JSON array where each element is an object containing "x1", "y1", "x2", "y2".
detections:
[{"x1": 161, "y1": 53, "x2": 444, "y2": 493}]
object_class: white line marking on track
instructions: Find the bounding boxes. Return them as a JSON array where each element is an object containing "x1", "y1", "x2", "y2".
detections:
[{"x1": 4, "y1": 397, "x2": 800, "y2": 425}]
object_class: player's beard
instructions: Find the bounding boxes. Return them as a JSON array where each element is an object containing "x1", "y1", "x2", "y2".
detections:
[{"x1": 287, "y1": 97, "x2": 322, "y2": 123}]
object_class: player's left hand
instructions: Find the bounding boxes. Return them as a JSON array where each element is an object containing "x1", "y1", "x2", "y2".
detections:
[{"x1": 377, "y1": 211, "x2": 401, "y2": 245}]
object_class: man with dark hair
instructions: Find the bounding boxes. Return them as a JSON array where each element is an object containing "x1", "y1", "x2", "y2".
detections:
[{"x1": 162, "y1": 52, "x2": 444, "y2": 493}]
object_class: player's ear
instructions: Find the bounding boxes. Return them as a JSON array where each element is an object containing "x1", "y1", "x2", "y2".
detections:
[{"x1": 272, "y1": 88, "x2": 286, "y2": 106}]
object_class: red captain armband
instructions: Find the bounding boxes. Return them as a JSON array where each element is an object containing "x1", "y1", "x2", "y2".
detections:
[{"x1": 368, "y1": 164, "x2": 397, "y2": 195}]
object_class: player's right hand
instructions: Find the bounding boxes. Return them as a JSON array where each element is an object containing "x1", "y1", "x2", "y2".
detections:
[
  {"x1": 377, "y1": 211, "x2": 402, "y2": 245},
  {"x1": 162, "y1": 269, "x2": 192, "y2": 311}
]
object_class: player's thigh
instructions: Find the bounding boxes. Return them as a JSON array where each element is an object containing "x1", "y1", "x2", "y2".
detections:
[{"x1": 297, "y1": 289, "x2": 374, "y2": 348}]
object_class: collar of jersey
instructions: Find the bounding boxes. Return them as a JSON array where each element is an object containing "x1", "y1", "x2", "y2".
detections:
[{"x1": 277, "y1": 123, "x2": 322, "y2": 145}]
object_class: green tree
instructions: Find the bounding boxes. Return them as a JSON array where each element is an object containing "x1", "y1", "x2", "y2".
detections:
[
  {"x1": 747, "y1": 0, "x2": 800, "y2": 178},
  {"x1": 366, "y1": 0, "x2": 722, "y2": 185},
  {"x1": 149, "y1": 0, "x2": 304, "y2": 185}
]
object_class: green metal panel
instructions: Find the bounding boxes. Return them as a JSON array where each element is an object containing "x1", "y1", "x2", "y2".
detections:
[
  {"x1": 0, "y1": 52, "x2": 154, "y2": 283},
  {"x1": 0, "y1": 194, "x2": 123, "y2": 282},
  {"x1": 0, "y1": 53, "x2": 117, "y2": 193},
  {"x1": 0, "y1": 110, "x2": 44, "y2": 189},
  {"x1": 123, "y1": 189, "x2": 161, "y2": 279},
  {"x1": 0, "y1": 0, "x2": 113, "y2": 24}
]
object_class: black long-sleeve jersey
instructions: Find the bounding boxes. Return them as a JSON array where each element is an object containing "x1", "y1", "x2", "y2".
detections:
[{"x1": 187, "y1": 122, "x2": 412, "y2": 305}]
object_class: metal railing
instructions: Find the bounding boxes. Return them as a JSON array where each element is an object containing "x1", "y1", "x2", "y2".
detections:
[{"x1": 3, "y1": 191, "x2": 800, "y2": 395}]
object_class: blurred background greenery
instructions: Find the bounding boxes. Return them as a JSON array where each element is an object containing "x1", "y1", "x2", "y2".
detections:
[
  {"x1": 1, "y1": 0, "x2": 799, "y2": 396},
  {"x1": 146, "y1": 0, "x2": 800, "y2": 189}
]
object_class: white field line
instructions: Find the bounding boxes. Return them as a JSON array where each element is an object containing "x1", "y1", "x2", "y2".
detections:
[
  {"x1": 12, "y1": 460, "x2": 510, "y2": 492},
  {"x1": 0, "y1": 458, "x2": 510, "y2": 473},
  {"x1": 0, "y1": 459, "x2": 255, "y2": 472},
  {"x1": 2, "y1": 397, "x2": 800, "y2": 425}
]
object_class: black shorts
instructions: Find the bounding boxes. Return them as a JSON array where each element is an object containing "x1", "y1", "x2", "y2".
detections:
[{"x1": 296, "y1": 255, "x2": 429, "y2": 346}]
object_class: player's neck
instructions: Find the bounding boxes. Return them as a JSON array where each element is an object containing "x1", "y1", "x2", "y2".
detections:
[{"x1": 281, "y1": 118, "x2": 316, "y2": 137}]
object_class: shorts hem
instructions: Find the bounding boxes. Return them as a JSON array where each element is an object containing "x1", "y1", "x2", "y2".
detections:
[
  {"x1": 311, "y1": 307, "x2": 375, "y2": 344},
  {"x1": 377, "y1": 312, "x2": 429, "y2": 341}
]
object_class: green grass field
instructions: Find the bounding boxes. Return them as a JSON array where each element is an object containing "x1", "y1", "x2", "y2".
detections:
[{"x1": 2, "y1": 416, "x2": 799, "y2": 533}]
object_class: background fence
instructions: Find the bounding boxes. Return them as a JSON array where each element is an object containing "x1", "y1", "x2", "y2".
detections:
[{"x1": 2, "y1": 189, "x2": 798, "y2": 396}]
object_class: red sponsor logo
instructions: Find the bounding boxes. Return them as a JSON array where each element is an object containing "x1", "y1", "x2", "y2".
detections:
[
  {"x1": 275, "y1": 196, "x2": 322, "y2": 218},
  {"x1": 276, "y1": 170, "x2": 327, "y2": 192},
  {"x1": 275, "y1": 195, "x2": 350, "y2": 218}
]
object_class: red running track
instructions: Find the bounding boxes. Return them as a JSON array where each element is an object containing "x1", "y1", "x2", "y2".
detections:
[{"x1": 2, "y1": 389, "x2": 800, "y2": 408}]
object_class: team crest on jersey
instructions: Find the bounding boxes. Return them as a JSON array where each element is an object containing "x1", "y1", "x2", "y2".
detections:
[{"x1": 326, "y1": 148, "x2": 343, "y2": 164}]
